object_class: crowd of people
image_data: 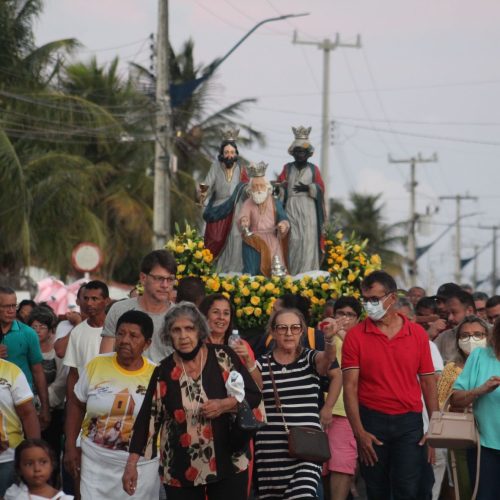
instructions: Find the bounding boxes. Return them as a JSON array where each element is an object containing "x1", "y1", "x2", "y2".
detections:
[{"x1": 1, "y1": 251, "x2": 499, "y2": 499}]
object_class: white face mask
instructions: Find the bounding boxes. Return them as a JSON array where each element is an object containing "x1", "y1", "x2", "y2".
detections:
[
  {"x1": 364, "y1": 295, "x2": 390, "y2": 321},
  {"x1": 251, "y1": 190, "x2": 268, "y2": 205},
  {"x1": 458, "y1": 337, "x2": 487, "y2": 355}
]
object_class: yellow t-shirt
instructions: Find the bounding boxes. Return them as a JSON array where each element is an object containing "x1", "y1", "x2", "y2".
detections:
[
  {"x1": 0, "y1": 359, "x2": 33, "y2": 463},
  {"x1": 74, "y1": 353, "x2": 156, "y2": 460}
]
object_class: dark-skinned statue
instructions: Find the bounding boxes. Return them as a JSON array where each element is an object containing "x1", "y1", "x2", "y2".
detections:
[{"x1": 276, "y1": 126, "x2": 326, "y2": 274}]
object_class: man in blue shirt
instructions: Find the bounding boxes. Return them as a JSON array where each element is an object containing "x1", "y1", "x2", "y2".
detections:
[{"x1": 0, "y1": 286, "x2": 50, "y2": 429}]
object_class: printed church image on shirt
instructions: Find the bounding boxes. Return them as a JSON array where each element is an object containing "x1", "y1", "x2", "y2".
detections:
[{"x1": 93, "y1": 388, "x2": 136, "y2": 450}]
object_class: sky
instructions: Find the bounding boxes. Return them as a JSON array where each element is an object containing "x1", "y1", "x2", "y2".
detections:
[{"x1": 35, "y1": 0, "x2": 500, "y2": 292}]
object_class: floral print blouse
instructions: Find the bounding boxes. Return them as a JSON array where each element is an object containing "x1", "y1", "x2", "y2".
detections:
[{"x1": 129, "y1": 344, "x2": 262, "y2": 488}]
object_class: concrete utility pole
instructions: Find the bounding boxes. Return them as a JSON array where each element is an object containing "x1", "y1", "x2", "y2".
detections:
[
  {"x1": 389, "y1": 153, "x2": 438, "y2": 286},
  {"x1": 293, "y1": 32, "x2": 361, "y2": 205},
  {"x1": 153, "y1": 0, "x2": 172, "y2": 249},
  {"x1": 478, "y1": 225, "x2": 499, "y2": 295},
  {"x1": 472, "y1": 244, "x2": 479, "y2": 290},
  {"x1": 439, "y1": 194, "x2": 478, "y2": 284}
]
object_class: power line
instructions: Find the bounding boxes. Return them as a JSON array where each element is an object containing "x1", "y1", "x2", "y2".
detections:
[
  {"x1": 439, "y1": 194, "x2": 479, "y2": 283},
  {"x1": 339, "y1": 120, "x2": 500, "y2": 147},
  {"x1": 292, "y1": 31, "x2": 361, "y2": 203},
  {"x1": 389, "y1": 153, "x2": 439, "y2": 285},
  {"x1": 223, "y1": 78, "x2": 500, "y2": 100},
  {"x1": 77, "y1": 37, "x2": 150, "y2": 53}
]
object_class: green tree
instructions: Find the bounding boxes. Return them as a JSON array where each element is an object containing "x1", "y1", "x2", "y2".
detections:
[
  {"x1": 329, "y1": 192, "x2": 406, "y2": 276},
  {"x1": 0, "y1": 3, "x2": 265, "y2": 282},
  {"x1": 0, "y1": 0, "x2": 78, "y2": 89}
]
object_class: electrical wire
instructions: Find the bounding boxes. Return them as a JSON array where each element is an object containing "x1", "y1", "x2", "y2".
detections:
[
  {"x1": 338, "y1": 120, "x2": 500, "y2": 147},
  {"x1": 77, "y1": 37, "x2": 150, "y2": 53},
  {"x1": 222, "y1": 78, "x2": 500, "y2": 99}
]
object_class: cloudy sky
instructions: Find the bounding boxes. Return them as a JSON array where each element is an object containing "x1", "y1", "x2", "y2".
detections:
[{"x1": 35, "y1": 0, "x2": 500, "y2": 292}]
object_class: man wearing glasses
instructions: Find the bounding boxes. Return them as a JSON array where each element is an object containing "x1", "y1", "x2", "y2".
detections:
[
  {"x1": 342, "y1": 271, "x2": 438, "y2": 500},
  {"x1": 99, "y1": 250, "x2": 177, "y2": 363},
  {"x1": 0, "y1": 286, "x2": 50, "y2": 430}
]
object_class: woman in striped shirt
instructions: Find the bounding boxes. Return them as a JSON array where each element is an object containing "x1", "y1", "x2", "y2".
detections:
[{"x1": 254, "y1": 308, "x2": 337, "y2": 499}]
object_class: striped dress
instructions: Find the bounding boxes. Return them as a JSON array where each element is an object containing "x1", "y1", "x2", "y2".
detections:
[{"x1": 255, "y1": 349, "x2": 322, "y2": 499}]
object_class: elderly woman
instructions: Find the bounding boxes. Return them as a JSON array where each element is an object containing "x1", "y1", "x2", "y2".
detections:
[
  {"x1": 451, "y1": 317, "x2": 500, "y2": 500},
  {"x1": 254, "y1": 307, "x2": 337, "y2": 499},
  {"x1": 123, "y1": 302, "x2": 261, "y2": 500},
  {"x1": 64, "y1": 310, "x2": 158, "y2": 500}
]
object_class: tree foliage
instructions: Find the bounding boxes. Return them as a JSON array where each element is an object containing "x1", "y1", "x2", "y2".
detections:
[
  {"x1": 328, "y1": 192, "x2": 406, "y2": 277},
  {"x1": 0, "y1": 3, "x2": 265, "y2": 283}
]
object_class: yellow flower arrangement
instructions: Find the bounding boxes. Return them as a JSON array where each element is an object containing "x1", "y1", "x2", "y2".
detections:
[
  {"x1": 165, "y1": 223, "x2": 213, "y2": 279},
  {"x1": 165, "y1": 227, "x2": 381, "y2": 329}
]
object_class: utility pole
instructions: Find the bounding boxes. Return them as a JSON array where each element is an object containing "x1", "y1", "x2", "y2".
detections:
[
  {"x1": 293, "y1": 32, "x2": 361, "y2": 204},
  {"x1": 389, "y1": 153, "x2": 438, "y2": 286},
  {"x1": 153, "y1": 0, "x2": 172, "y2": 249},
  {"x1": 439, "y1": 194, "x2": 478, "y2": 284},
  {"x1": 472, "y1": 244, "x2": 479, "y2": 290},
  {"x1": 478, "y1": 225, "x2": 499, "y2": 295}
]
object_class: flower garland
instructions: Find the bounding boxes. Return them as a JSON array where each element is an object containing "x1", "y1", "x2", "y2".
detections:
[{"x1": 166, "y1": 227, "x2": 381, "y2": 329}]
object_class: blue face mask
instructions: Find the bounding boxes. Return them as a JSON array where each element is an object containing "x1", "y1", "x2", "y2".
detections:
[{"x1": 364, "y1": 295, "x2": 390, "y2": 321}]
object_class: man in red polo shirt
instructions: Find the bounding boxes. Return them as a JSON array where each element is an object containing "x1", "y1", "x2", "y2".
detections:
[{"x1": 342, "y1": 270, "x2": 438, "y2": 500}]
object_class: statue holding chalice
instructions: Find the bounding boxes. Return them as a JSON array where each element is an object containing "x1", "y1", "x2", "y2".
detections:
[{"x1": 199, "y1": 127, "x2": 248, "y2": 273}]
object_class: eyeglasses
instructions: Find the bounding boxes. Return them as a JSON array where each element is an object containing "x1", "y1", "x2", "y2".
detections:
[
  {"x1": 31, "y1": 323, "x2": 49, "y2": 332},
  {"x1": 360, "y1": 293, "x2": 390, "y2": 306},
  {"x1": 0, "y1": 303, "x2": 17, "y2": 310},
  {"x1": 334, "y1": 311, "x2": 358, "y2": 319},
  {"x1": 274, "y1": 324, "x2": 302, "y2": 335},
  {"x1": 458, "y1": 333, "x2": 486, "y2": 342},
  {"x1": 148, "y1": 273, "x2": 175, "y2": 284}
]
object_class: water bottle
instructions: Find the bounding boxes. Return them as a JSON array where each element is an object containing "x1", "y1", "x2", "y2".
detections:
[{"x1": 228, "y1": 329, "x2": 241, "y2": 348}]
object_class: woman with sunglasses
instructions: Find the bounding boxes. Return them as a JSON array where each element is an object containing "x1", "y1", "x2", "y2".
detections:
[{"x1": 253, "y1": 307, "x2": 337, "y2": 499}]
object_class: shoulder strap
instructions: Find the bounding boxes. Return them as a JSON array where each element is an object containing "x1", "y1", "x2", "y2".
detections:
[{"x1": 267, "y1": 355, "x2": 289, "y2": 433}]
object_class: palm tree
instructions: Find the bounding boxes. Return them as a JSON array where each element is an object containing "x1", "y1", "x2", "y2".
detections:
[
  {"x1": 329, "y1": 192, "x2": 406, "y2": 276},
  {"x1": 0, "y1": 0, "x2": 78, "y2": 89},
  {"x1": 0, "y1": 8, "x2": 265, "y2": 282},
  {"x1": 57, "y1": 57, "x2": 155, "y2": 282}
]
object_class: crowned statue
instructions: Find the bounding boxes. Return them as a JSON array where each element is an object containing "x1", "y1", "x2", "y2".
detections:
[
  {"x1": 199, "y1": 127, "x2": 248, "y2": 273},
  {"x1": 276, "y1": 126, "x2": 326, "y2": 274},
  {"x1": 238, "y1": 161, "x2": 290, "y2": 277}
]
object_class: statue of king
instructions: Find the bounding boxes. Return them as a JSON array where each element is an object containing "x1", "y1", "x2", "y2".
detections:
[{"x1": 276, "y1": 126, "x2": 326, "y2": 274}]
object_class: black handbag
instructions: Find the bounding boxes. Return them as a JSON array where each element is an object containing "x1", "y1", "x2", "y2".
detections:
[
  {"x1": 236, "y1": 399, "x2": 266, "y2": 432},
  {"x1": 267, "y1": 355, "x2": 331, "y2": 463}
]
